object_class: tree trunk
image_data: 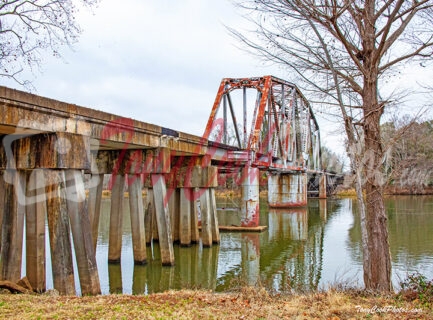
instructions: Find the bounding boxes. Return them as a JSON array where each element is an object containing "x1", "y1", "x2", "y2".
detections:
[{"x1": 362, "y1": 77, "x2": 393, "y2": 291}]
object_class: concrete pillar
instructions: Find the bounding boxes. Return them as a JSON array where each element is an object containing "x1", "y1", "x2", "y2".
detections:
[
  {"x1": 190, "y1": 189, "x2": 200, "y2": 243},
  {"x1": 88, "y1": 173, "x2": 104, "y2": 253},
  {"x1": 0, "y1": 171, "x2": 4, "y2": 254},
  {"x1": 168, "y1": 188, "x2": 180, "y2": 243},
  {"x1": 240, "y1": 166, "x2": 260, "y2": 227},
  {"x1": 179, "y1": 188, "x2": 192, "y2": 247},
  {"x1": 128, "y1": 174, "x2": 147, "y2": 264},
  {"x1": 319, "y1": 174, "x2": 327, "y2": 199},
  {"x1": 0, "y1": 170, "x2": 26, "y2": 283},
  {"x1": 151, "y1": 174, "x2": 174, "y2": 266},
  {"x1": 268, "y1": 173, "x2": 308, "y2": 208},
  {"x1": 25, "y1": 169, "x2": 46, "y2": 292},
  {"x1": 209, "y1": 188, "x2": 220, "y2": 244},
  {"x1": 108, "y1": 174, "x2": 125, "y2": 263},
  {"x1": 65, "y1": 169, "x2": 101, "y2": 295},
  {"x1": 199, "y1": 189, "x2": 212, "y2": 247},
  {"x1": 45, "y1": 170, "x2": 76, "y2": 295},
  {"x1": 144, "y1": 188, "x2": 156, "y2": 245}
]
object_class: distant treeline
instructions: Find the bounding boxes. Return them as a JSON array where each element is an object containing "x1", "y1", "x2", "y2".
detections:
[
  {"x1": 321, "y1": 118, "x2": 433, "y2": 194},
  {"x1": 382, "y1": 118, "x2": 433, "y2": 194}
]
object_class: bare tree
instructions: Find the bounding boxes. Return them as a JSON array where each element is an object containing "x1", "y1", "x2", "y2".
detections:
[
  {"x1": 231, "y1": 0, "x2": 433, "y2": 291},
  {"x1": 0, "y1": 0, "x2": 99, "y2": 87}
]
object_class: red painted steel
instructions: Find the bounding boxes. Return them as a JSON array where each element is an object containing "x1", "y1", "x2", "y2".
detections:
[{"x1": 203, "y1": 76, "x2": 322, "y2": 174}]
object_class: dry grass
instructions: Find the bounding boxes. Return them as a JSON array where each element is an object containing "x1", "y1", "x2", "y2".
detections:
[
  {"x1": 335, "y1": 188, "x2": 358, "y2": 197},
  {"x1": 0, "y1": 288, "x2": 431, "y2": 319}
]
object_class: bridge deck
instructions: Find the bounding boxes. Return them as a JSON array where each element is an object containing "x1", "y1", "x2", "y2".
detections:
[{"x1": 0, "y1": 86, "x2": 206, "y2": 156}]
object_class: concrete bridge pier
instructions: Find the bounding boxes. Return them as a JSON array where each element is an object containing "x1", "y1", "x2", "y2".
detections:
[
  {"x1": 179, "y1": 188, "x2": 193, "y2": 247},
  {"x1": 64, "y1": 169, "x2": 101, "y2": 295},
  {"x1": 108, "y1": 173, "x2": 125, "y2": 264},
  {"x1": 128, "y1": 174, "x2": 147, "y2": 265},
  {"x1": 87, "y1": 173, "x2": 104, "y2": 254},
  {"x1": 268, "y1": 172, "x2": 308, "y2": 208},
  {"x1": 144, "y1": 188, "x2": 158, "y2": 244},
  {"x1": 240, "y1": 166, "x2": 260, "y2": 227},
  {"x1": 195, "y1": 166, "x2": 220, "y2": 246},
  {"x1": 319, "y1": 174, "x2": 327, "y2": 199},
  {"x1": 0, "y1": 170, "x2": 26, "y2": 285},
  {"x1": 198, "y1": 187, "x2": 220, "y2": 246},
  {"x1": 100, "y1": 148, "x2": 174, "y2": 266},
  {"x1": 177, "y1": 186, "x2": 201, "y2": 246},
  {"x1": 1, "y1": 132, "x2": 101, "y2": 295},
  {"x1": 168, "y1": 188, "x2": 180, "y2": 244},
  {"x1": 172, "y1": 163, "x2": 219, "y2": 247},
  {"x1": 25, "y1": 169, "x2": 46, "y2": 293},
  {"x1": 151, "y1": 174, "x2": 175, "y2": 266}
]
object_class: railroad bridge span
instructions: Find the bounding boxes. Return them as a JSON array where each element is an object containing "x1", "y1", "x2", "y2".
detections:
[{"x1": 0, "y1": 76, "x2": 328, "y2": 295}]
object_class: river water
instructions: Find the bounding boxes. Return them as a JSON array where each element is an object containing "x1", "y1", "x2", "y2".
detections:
[{"x1": 43, "y1": 195, "x2": 433, "y2": 295}]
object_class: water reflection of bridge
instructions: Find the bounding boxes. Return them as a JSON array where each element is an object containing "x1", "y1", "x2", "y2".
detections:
[
  {"x1": 215, "y1": 199, "x2": 329, "y2": 293},
  {"x1": 101, "y1": 199, "x2": 338, "y2": 294}
]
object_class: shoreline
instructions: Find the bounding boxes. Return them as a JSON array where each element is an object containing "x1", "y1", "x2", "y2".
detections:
[{"x1": 0, "y1": 287, "x2": 431, "y2": 319}]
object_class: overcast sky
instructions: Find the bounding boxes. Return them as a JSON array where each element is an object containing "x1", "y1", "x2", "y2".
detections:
[
  {"x1": 2, "y1": 0, "x2": 278, "y2": 136},
  {"x1": 1, "y1": 0, "x2": 431, "y2": 159}
]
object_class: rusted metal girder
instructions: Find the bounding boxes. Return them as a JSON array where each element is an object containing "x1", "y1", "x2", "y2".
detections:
[{"x1": 202, "y1": 76, "x2": 322, "y2": 173}]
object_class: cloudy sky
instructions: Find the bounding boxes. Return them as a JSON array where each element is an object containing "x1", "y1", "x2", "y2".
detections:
[
  {"x1": 1, "y1": 0, "x2": 431, "y2": 159},
  {"x1": 2, "y1": 0, "x2": 278, "y2": 136}
]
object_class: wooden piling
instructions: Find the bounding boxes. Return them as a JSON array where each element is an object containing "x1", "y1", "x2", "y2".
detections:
[
  {"x1": 88, "y1": 173, "x2": 104, "y2": 253},
  {"x1": 179, "y1": 188, "x2": 192, "y2": 247},
  {"x1": 199, "y1": 189, "x2": 212, "y2": 247},
  {"x1": 25, "y1": 169, "x2": 46, "y2": 292},
  {"x1": 65, "y1": 170, "x2": 101, "y2": 295},
  {"x1": 151, "y1": 174, "x2": 174, "y2": 266},
  {"x1": 108, "y1": 174, "x2": 125, "y2": 263},
  {"x1": 0, "y1": 171, "x2": 26, "y2": 283},
  {"x1": 128, "y1": 174, "x2": 147, "y2": 264},
  {"x1": 45, "y1": 170, "x2": 75, "y2": 295}
]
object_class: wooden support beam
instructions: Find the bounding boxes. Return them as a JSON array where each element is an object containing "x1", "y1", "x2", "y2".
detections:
[
  {"x1": 199, "y1": 189, "x2": 212, "y2": 247},
  {"x1": 128, "y1": 174, "x2": 147, "y2": 264},
  {"x1": 0, "y1": 171, "x2": 25, "y2": 283},
  {"x1": 108, "y1": 174, "x2": 125, "y2": 263},
  {"x1": 25, "y1": 169, "x2": 46, "y2": 293},
  {"x1": 65, "y1": 170, "x2": 101, "y2": 295},
  {"x1": 179, "y1": 188, "x2": 192, "y2": 247},
  {"x1": 45, "y1": 170, "x2": 75, "y2": 295},
  {"x1": 88, "y1": 173, "x2": 104, "y2": 253},
  {"x1": 151, "y1": 174, "x2": 174, "y2": 266}
]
